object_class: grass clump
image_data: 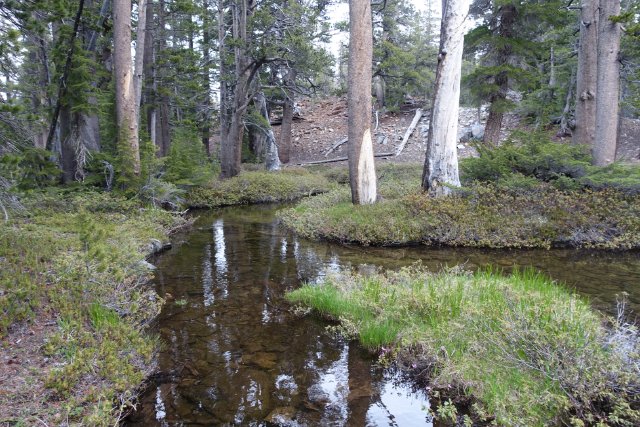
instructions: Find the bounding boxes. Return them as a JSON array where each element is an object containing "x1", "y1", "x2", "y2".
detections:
[
  {"x1": 186, "y1": 168, "x2": 331, "y2": 208},
  {"x1": 287, "y1": 267, "x2": 640, "y2": 426},
  {"x1": 0, "y1": 189, "x2": 186, "y2": 425}
]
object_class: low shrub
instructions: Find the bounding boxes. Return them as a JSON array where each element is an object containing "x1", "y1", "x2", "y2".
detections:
[
  {"x1": 0, "y1": 189, "x2": 186, "y2": 424},
  {"x1": 186, "y1": 168, "x2": 331, "y2": 208},
  {"x1": 280, "y1": 182, "x2": 640, "y2": 249},
  {"x1": 287, "y1": 267, "x2": 640, "y2": 426}
]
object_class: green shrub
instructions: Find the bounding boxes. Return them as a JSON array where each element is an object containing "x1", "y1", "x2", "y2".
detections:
[
  {"x1": 0, "y1": 148, "x2": 61, "y2": 189},
  {"x1": 164, "y1": 128, "x2": 215, "y2": 185},
  {"x1": 186, "y1": 168, "x2": 331, "y2": 208},
  {"x1": 461, "y1": 131, "x2": 591, "y2": 183},
  {"x1": 280, "y1": 182, "x2": 640, "y2": 249}
]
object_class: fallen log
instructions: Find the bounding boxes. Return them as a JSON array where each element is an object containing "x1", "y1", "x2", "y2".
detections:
[
  {"x1": 324, "y1": 137, "x2": 348, "y2": 157},
  {"x1": 298, "y1": 152, "x2": 394, "y2": 165},
  {"x1": 395, "y1": 108, "x2": 423, "y2": 156}
]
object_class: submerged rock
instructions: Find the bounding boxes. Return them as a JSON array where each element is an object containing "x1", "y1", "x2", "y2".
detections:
[{"x1": 265, "y1": 406, "x2": 297, "y2": 425}]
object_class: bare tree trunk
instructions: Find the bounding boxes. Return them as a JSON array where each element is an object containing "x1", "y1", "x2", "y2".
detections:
[
  {"x1": 279, "y1": 67, "x2": 295, "y2": 164},
  {"x1": 574, "y1": 0, "x2": 598, "y2": 147},
  {"x1": 253, "y1": 91, "x2": 281, "y2": 171},
  {"x1": 421, "y1": 0, "x2": 467, "y2": 196},
  {"x1": 133, "y1": 0, "x2": 148, "y2": 124},
  {"x1": 113, "y1": 0, "x2": 141, "y2": 176},
  {"x1": 559, "y1": 67, "x2": 576, "y2": 137},
  {"x1": 373, "y1": 74, "x2": 385, "y2": 111},
  {"x1": 593, "y1": 0, "x2": 621, "y2": 166},
  {"x1": 219, "y1": 0, "x2": 256, "y2": 179},
  {"x1": 155, "y1": 0, "x2": 171, "y2": 156},
  {"x1": 59, "y1": 106, "x2": 76, "y2": 184},
  {"x1": 201, "y1": 0, "x2": 212, "y2": 156},
  {"x1": 143, "y1": 0, "x2": 156, "y2": 147},
  {"x1": 347, "y1": 0, "x2": 377, "y2": 204}
]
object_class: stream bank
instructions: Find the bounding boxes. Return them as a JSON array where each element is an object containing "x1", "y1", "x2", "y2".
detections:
[
  {"x1": 126, "y1": 204, "x2": 640, "y2": 426},
  {"x1": 0, "y1": 190, "x2": 187, "y2": 425}
]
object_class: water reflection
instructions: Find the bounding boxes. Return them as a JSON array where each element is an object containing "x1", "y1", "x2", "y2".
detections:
[
  {"x1": 214, "y1": 219, "x2": 228, "y2": 299},
  {"x1": 128, "y1": 204, "x2": 640, "y2": 426}
]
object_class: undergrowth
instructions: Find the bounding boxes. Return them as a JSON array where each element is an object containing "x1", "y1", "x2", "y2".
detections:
[
  {"x1": 0, "y1": 189, "x2": 186, "y2": 425},
  {"x1": 280, "y1": 181, "x2": 640, "y2": 249},
  {"x1": 287, "y1": 267, "x2": 640, "y2": 426},
  {"x1": 281, "y1": 138, "x2": 640, "y2": 249},
  {"x1": 186, "y1": 168, "x2": 331, "y2": 208}
]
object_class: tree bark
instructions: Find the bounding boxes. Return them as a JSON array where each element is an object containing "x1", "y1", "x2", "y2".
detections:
[
  {"x1": 482, "y1": 4, "x2": 516, "y2": 146},
  {"x1": 143, "y1": 0, "x2": 156, "y2": 147},
  {"x1": 133, "y1": 0, "x2": 148, "y2": 124},
  {"x1": 279, "y1": 67, "x2": 295, "y2": 164},
  {"x1": 201, "y1": 0, "x2": 212, "y2": 156},
  {"x1": 113, "y1": 0, "x2": 141, "y2": 176},
  {"x1": 421, "y1": 0, "x2": 467, "y2": 196},
  {"x1": 219, "y1": 0, "x2": 256, "y2": 179},
  {"x1": 593, "y1": 0, "x2": 621, "y2": 166},
  {"x1": 155, "y1": 0, "x2": 171, "y2": 156},
  {"x1": 573, "y1": 0, "x2": 598, "y2": 147},
  {"x1": 347, "y1": 0, "x2": 377, "y2": 204},
  {"x1": 253, "y1": 91, "x2": 281, "y2": 171}
]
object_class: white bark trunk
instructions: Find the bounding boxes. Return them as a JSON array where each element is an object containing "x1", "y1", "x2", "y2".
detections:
[
  {"x1": 421, "y1": 0, "x2": 467, "y2": 196},
  {"x1": 593, "y1": 0, "x2": 621, "y2": 166}
]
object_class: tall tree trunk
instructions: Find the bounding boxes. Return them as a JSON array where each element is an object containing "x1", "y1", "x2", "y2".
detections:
[
  {"x1": 201, "y1": 0, "x2": 212, "y2": 156},
  {"x1": 46, "y1": 0, "x2": 86, "y2": 152},
  {"x1": 279, "y1": 67, "x2": 295, "y2": 164},
  {"x1": 593, "y1": 0, "x2": 621, "y2": 166},
  {"x1": 133, "y1": 0, "x2": 148, "y2": 124},
  {"x1": 253, "y1": 91, "x2": 281, "y2": 171},
  {"x1": 155, "y1": 0, "x2": 171, "y2": 156},
  {"x1": 347, "y1": 0, "x2": 377, "y2": 204},
  {"x1": 219, "y1": 0, "x2": 255, "y2": 179},
  {"x1": 483, "y1": 4, "x2": 516, "y2": 146},
  {"x1": 421, "y1": 0, "x2": 467, "y2": 196},
  {"x1": 574, "y1": 0, "x2": 598, "y2": 147},
  {"x1": 143, "y1": 0, "x2": 156, "y2": 147},
  {"x1": 59, "y1": 106, "x2": 76, "y2": 184},
  {"x1": 113, "y1": 0, "x2": 141, "y2": 176}
]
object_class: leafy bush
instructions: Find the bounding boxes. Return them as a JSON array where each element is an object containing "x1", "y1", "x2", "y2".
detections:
[
  {"x1": 461, "y1": 132, "x2": 640, "y2": 193},
  {"x1": 461, "y1": 131, "x2": 591, "y2": 183}
]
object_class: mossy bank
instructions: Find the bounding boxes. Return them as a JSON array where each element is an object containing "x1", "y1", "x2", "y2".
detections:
[
  {"x1": 186, "y1": 168, "x2": 331, "y2": 208},
  {"x1": 280, "y1": 138, "x2": 640, "y2": 249},
  {"x1": 287, "y1": 267, "x2": 640, "y2": 426},
  {"x1": 0, "y1": 189, "x2": 187, "y2": 425}
]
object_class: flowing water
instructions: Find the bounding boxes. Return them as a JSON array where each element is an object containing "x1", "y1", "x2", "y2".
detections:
[{"x1": 127, "y1": 204, "x2": 640, "y2": 426}]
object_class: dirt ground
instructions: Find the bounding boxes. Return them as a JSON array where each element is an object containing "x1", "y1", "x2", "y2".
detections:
[
  {"x1": 273, "y1": 96, "x2": 520, "y2": 166},
  {"x1": 273, "y1": 95, "x2": 639, "y2": 166}
]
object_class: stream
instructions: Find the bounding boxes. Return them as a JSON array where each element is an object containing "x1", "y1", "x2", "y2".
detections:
[{"x1": 126, "y1": 204, "x2": 640, "y2": 426}]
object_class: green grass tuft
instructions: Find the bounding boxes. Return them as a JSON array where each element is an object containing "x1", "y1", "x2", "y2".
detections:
[{"x1": 287, "y1": 267, "x2": 640, "y2": 426}]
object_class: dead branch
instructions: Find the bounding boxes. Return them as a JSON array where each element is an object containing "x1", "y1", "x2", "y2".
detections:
[{"x1": 395, "y1": 108, "x2": 423, "y2": 156}]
